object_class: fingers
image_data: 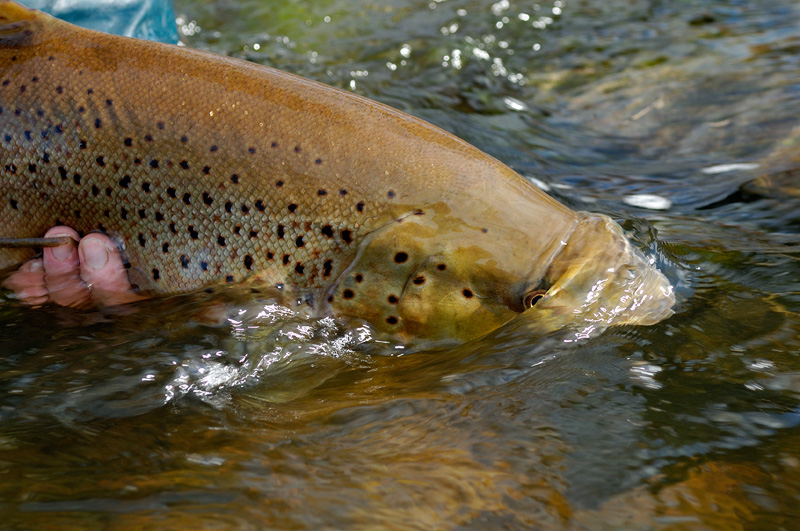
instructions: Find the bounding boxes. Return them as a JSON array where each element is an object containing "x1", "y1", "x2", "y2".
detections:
[
  {"x1": 42, "y1": 227, "x2": 92, "y2": 308},
  {"x1": 2, "y1": 258, "x2": 49, "y2": 306},
  {"x1": 78, "y1": 234, "x2": 146, "y2": 306},
  {"x1": 4, "y1": 227, "x2": 146, "y2": 309}
]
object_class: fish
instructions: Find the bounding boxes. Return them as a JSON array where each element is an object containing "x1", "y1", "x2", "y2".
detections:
[{"x1": 0, "y1": 0, "x2": 674, "y2": 343}]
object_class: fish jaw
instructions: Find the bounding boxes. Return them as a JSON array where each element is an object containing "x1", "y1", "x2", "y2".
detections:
[{"x1": 528, "y1": 213, "x2": 675, "y2": 334}]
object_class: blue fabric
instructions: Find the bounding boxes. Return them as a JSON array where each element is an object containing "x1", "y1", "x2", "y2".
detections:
[{"x1": 20, "y1": 0, "x2": 178, "y2": 43}]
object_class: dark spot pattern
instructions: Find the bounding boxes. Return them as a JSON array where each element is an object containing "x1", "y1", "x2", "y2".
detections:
[
  {"x1": 413, "y1": 276, "x2": 426, "y2": 285},
  {"x1": 343, "y1": 289, "x2": 354, "y2": 299},
  {"x1": 386, "y1": 316, "x2": 398, "y2": 325},
  {"x1": 388, "y1": 295, "x2": 398, "y2": 304},
  {"x1": 462, "y1": 289, "x2": 474, "y2": 298},
  {"x1": 394, "y1": 252, "x2": 408, "y2": 263}
]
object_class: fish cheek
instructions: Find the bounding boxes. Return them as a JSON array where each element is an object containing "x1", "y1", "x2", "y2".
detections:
[{"x1": 398, "y1": 264, "x2": 516, "y2": 342}]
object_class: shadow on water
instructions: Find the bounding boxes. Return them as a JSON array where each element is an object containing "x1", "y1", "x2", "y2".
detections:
[{"x1": 2, "y1": 0, "x2": 800, "y2": 527}]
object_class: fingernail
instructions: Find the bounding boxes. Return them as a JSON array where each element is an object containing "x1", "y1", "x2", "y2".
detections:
[
  {"x1": 51, "y1": 237, "x2": 73, "y2": 261},
  {"x1": 82, "y1": 237, "x2": 109, "y2": 270}
]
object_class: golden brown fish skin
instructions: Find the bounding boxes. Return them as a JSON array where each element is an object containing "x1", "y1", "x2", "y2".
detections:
[{"x1": 0, "y1": 1, "x2": 673, "y2": 343}]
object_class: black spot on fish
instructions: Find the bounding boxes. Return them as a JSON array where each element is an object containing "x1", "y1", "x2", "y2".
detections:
[
  {"x1": 180, "y1": 255, "x2": 189, "y2": 268},
  {"x1": 413, "y1": 276, "x2": 426, "y2": 285},
  {"x1": 295, "y1": 236, "x2": 304, "y2": 248},
  {"x1": 42, "y1": 152, "x2": 50, "y2": 163},
  {"x1": 386, "y1": 316, "x2": 398, "y2": 325},
  {"x1": 356, "y1": 202, "x2": 364, "y2": 212},
  {"x1": 73, "y1": 173, "x2": 81, "y2": 185},
  {"x1": 162, "y1": 242, "x2": 169, "y2": 253},
  {"x1": 288, "y1": 203, "x2": 297, "y2": 213},
  {"x1": 119, "y1": 175, "x2": 131, "y2": 188},
  {"x1": 6, "y1": 163, "x2": 18, "y2": 174},
  {"x1": 94, "y1": 118, "x2": 102, "y2": 129},
  {"x1": 294, "y1": 146, "x2": 300, "y2": 153},
  {"x1": 169, "y1": 222, "x2": 177, "y2": 234},
  {"x1": 138, "y1": 209, "x2": 146, "y2": 219},
  {"x1": 248, "y1": 147, "x2": 256, "y2": 154},
  {"x1": 58, "y1": 166, "x2": 67, "y2": 180},
  {"x1": 243, "y1": 255, "x2": 253, "y2": 270},
  {"x1": 188, "y1": 226, "x2": 199, "y2": 240},
  {"x1": 241, "y1": 204, "x2": 249, "y2": 214},
  {"x1": 276, "y1": 180, "x2": 284, "y2": 187},
  {"x1": 210, "y1": 145, "x2": 217, "y2": 152},
  {"x1": 36, "y1": 109, "x2": 44, "y2": 117},
  {"x1": 9, "y1": 199, "x2": 17, "y2": 209},
  {"x1": 339, "y1": 189, "x2": 347, "y2": 196},
  {"x1": 255, "y1": 200, "x2": 265, "y2": 211},
  {"x1": 79, "y1": 139, "x2": 87, "y2": 149},
  {"x1": 225, "y1": 201, "x2": 232, "y2": 213},
  {"x1": 181, "y1": 135, "x2": 188, "y2": 143},
  {"x1": 394, "y1": 252, "x2": 408, "y2": 263},
  {"x1": 19, "y1": 85, "x2": 25, "y2": 93},
  {"x1": 182, "y1": 193, "x2": 191, "y2": 205},
  {"x1": 23, "y1": 131, "x2": 31, "y2": 141},
  {"x1": 266, "y1": 251, "x2": 274, "y2": 260},
  {"x1": 462, "y1": 289, "x2": 474, "y2": 298},
  {"x1": 144, "y1": 134, "x2": 153, "y2": 142},
  {"x1": 106, "y1": 99, "x2": 113, "y2": 106},
  {"x1": 271, "y1": 142, "x2": 278, "y2": 148},
  {"x1": 149, "y1": 159, "x2": 159, "y2": 169},
  {"x1": 157, "y1": 121, "x2": 165, "y2": 130},
  {"x1": 155, "y1": 211, "x2": 164, "y2": 222},
  {"x1": 103, "y1": 209, "x2": 110, "y2": 218},
  {"x1": 226, "y1": 275, "x2": 234, "y2": 283},
  {"x1": 277, "y1": 225, "x2": 285, "y2": 239},
  {"x1": 142, "y1": 182, "x2": 151, "y2": 193},
  {"x1": 341, "y1": 229, "x2": 352, "y2": 243},
  {"x1": 482, "y1": 228, "x2": 488, "y2": 233},
  {"x1": 295, "y1": 263, "x2": 305, "y2": 275},
  {"x1": 316, "y1": 158, "x2": 323, "y2": 164},
  {"x1": 27, "y1": 163, "x2": 36, "y2": 173},
  {"x1": 152, "y1": 268, "x2": 160, "y2": 280},
  {"x1": 93, "y1": 156, "x2": 104, "y2": 167},
  {"x1": 217, "y1": 235, "x2": 226, "y2": 247},
  {"x1": 120, "y1": 207, "x2": 128, "y2": 220},
  {"x1": 322, "y1": 260, "x2": 332, "y2": 277},
  {"x1": 249, "y1": 229, "x2": 258, "y2": 238},
  {"x1": 87, "y1": 88, "x2": 93, "y2": 94},
  {"x1": 203, "y1": 192, "x2": 213, "y2": 206},
  {"x1": 321, "y1": 225, "x2": 334, "y2": 238},
  {"x1": 343, "y1": 289, "x2": 354, "y2": 299},
  {"x1": 200, "y1": 261, "x2": 208, "y2": 271},
  {"x1": 105, "y1": 187, "x2": 112, "y2": 197},
  {"x1": 388, "y1": 295, "x2": 398, "y2": 304},
  {"x1": 230, "y1": 174, "x2": 239, "y2": 184},
  {"x1": 138, "y1": 233, "x2": 146, "y2": 247},
  {"x1": 354, "y1": 274, "x2": 363, "y2": 283},
  {"x1": 40, "y1": 130, "x2": 48, "y2": 140},
  {"x1": 56, "y1": 85, "x2": 63, "y2": 94},
  {"x1": 134, "y1": 158, "x2": 142, "y2": 165},
  {"x1": 437, "y1": 263, "x2": 447, "y2": 271},
  {"x1": 167, "y1": 187, "x2": 176, "y2": 199},
  {"x1": 202, "y1": 166, "x2": 210, "y2": 175},
  {"x1": 282, "y1": 254, "x2": 290, "y2": 265},
  {"x1": 388, "y1": 190, "x2": 395, "y2": 198}
]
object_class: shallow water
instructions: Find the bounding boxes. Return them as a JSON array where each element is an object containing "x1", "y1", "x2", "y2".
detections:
[{"x1": 2, "y1": 0, "x2": 800, "y2": 528}]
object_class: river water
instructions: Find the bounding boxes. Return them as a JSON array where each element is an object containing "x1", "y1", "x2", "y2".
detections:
[{"x1": 2, "y1": 0, "x2": 799, "y2": 528}]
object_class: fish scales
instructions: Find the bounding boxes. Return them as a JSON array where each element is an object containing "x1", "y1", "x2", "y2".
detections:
[
  {"x1": 0, "y1": 1, "x2": 675, "y2": 343},
  {"x1": 0, "y1": 1, "x2": 472, "y2": 293}
]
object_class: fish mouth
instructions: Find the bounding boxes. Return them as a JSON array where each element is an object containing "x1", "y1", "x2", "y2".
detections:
[{"x1": 530, "y1": 213, "x2": 675, "y2": 332}]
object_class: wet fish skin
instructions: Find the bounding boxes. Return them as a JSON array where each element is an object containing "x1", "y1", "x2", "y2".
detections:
[{"x1": 0, "y1": 1, "x2": 674, "y2": 343}]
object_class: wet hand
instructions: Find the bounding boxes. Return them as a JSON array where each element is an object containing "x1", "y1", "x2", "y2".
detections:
[{"x1": 3, "y1": 227, "x2": 147, "y2": 308}]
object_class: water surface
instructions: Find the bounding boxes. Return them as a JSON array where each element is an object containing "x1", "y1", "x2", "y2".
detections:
[{"x1": 2, "y1": 0, "x2": 800, "y2": 528}]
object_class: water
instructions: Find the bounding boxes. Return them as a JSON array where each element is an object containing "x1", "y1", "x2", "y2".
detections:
[{"x1": 2, "y1": 0, "x2": 800, "y2": 527}]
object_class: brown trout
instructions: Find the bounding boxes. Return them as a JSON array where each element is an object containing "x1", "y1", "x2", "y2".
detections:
[{"x1": 0, "y1": 1, "x2": 674, "y2": 343}]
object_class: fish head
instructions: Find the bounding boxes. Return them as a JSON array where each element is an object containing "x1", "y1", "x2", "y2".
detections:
[{"x1": 329, "y1": 202, "x2": 674, "y2": 344}]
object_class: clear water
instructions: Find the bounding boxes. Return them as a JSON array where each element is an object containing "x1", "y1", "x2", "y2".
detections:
[{"x1": 2, "y1": 0, "x2": 800, "y2": 527}]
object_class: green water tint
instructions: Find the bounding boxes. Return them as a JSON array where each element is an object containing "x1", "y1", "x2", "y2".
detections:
[{"x1": 1, "y1": 0, "x2": 800, "y2": 527}]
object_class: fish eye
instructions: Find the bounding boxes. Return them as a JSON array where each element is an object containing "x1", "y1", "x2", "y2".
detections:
[{"x1": 523, "y1": 289, "x2": 547, "y2": 309}]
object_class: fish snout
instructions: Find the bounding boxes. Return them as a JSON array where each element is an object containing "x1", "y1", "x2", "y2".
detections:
[{"x1": 529, "y1": 214, "x2": 675, "y2": 332}]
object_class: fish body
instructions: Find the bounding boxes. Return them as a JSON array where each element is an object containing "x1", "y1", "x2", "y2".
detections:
[{"x1": 0, "y1": 1, "x2": 674, "y2": 343}]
